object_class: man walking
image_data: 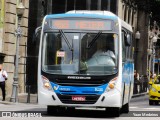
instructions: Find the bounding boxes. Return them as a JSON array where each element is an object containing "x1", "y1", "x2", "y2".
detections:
[{"x1": 0, "y1": 64, "x2": 8, "y2": 101}]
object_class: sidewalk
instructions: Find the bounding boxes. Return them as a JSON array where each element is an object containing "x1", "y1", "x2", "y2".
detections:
[{"x1": 0, "y1": 93, "x2": 38, "y2": 105}]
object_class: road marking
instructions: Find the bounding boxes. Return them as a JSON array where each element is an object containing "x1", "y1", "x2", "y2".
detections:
[
  {"x1": 130, "y1": 106, "x2": 138, "y2": 108},
  {"x1": 143, "y1": 107, "x2": 160, "y2": 110},
  {"x1": 130, "y1": 106, "x2": 160, "y2": 110}
]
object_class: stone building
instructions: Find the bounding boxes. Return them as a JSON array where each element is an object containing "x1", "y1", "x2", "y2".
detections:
[
  {"x1": 0, "y1": 0, "x2": 28, "y2": 96},
  {"x1": 119, "y1": 0, "x2": 150, "y2": 76}
]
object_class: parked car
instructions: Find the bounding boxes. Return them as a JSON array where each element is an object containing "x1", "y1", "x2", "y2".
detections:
[{"x1": 149, "y1": 75, "x2": 160, "y2": 105}]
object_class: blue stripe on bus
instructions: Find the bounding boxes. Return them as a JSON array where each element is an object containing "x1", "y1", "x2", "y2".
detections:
[
  {"x1": 50, "y1": 82, "x2": 108, "y2": 95},
  {"x1": 46, "y1": 13, "x2": 118, "y2": 20}
]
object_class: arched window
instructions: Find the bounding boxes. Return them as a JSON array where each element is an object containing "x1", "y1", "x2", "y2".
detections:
[
  {"x1": 124, "y1": 6, "x2": 127, "y2": 22},
  {"x1": 128, "y1": 8, "x2": 131, "y2": 24}
]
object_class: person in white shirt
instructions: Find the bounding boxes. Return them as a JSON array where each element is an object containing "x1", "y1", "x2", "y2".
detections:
[
  {"x1": 93, "y1": 49, "x2": 115, "y2": 60},
  {"x1": 0, "y1": 64, "x2": 8, "y2": 101}
]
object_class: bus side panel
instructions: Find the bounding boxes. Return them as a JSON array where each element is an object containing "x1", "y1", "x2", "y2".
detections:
[{"x1": 122, "y1": 61, "x2": 134, "y2": 105}]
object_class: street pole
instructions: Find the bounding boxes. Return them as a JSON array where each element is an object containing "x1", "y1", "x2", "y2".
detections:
[
  {"x1": 152, "y1": 36, "x2": 157, "y2": 76},
  {"x1": 10, "y1": 2, "x2": 25, "y2": 103},
  {"x1": 10, "y1": 24, "x2": 21, "y2": 102},
  {"x1": 135, "y1": 31, "x2": 141, "y2": 71},
  {"x1": 152, "y1": 45, "x2": 155, "y2": 75}
]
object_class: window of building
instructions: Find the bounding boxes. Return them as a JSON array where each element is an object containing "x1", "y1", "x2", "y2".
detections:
[
  {"x1": 101, "y1": 0, "x2": 108, "y2": 10},
  {"x1": 90, "y1": 0, "x2": 98, "y2": 10},
  {"x1": 128, "y1": 8, "x2": 131, "y2": 24},
  {"x1": 131, "y1": 11, "x2": 135, "y2": 26},
  {"x1": 52, "y1": 0, "x2": 66, "y2": 13},
  {"x1": 75, "y1": 0, "x2": 87, "y2": 10}
]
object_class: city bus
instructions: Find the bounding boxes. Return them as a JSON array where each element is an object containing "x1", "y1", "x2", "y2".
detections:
[{"x1": 37, "y1": 10, "x2": 134, "y2": 117}]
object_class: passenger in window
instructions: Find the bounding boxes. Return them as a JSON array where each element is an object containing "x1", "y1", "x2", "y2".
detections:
[{"x1": 93, "y1": 44, "x2": 115, "y2": 60}]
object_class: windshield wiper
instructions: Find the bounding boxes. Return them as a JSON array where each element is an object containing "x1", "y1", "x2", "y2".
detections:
[
  {"x1": 87, "y1": 31, "x2": 102, "y2": 49},
  {"x1": 59, "y1": 30, "x2": 73, "y2": 51}
]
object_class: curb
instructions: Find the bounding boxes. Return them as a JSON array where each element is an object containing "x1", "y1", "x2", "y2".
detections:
[{"x1": 132, "y1": 92, "x2": 148, "y2": 98}]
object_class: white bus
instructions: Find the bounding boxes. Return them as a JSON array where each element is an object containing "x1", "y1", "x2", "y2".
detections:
[{"x1": 37, "y1": 10, "x2": 134, "y2": 117}]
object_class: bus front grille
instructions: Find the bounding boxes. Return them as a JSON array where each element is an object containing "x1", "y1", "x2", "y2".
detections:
[
  {"x1": 56, "y1": 94, "x2": 100, "y2": 104},
  {"x1": 55, "y1": 79, "x2": 106, "y2": 86}
]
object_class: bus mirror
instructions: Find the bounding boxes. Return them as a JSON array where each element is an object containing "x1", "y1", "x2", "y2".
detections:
[
  {"x1": 35, "y1": 26, "x2": 42, "y2": 37},
  {"x1": 32, "y1": 26, "x2": 42, "y2": 43},
  {"x1": 125, "y1": 34, "x2": 131, "y2": 46}
]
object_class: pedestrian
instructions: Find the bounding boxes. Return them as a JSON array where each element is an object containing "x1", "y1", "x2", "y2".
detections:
[
  {"x1": 0, "y1": 64, "x2": 8, "y2": 101},
  {"x1": 134, "y1": 70, "x2": 140, "y2": 94},
  {"x1": 143, "y1": 75, "x2": 148, "y2": 92}
]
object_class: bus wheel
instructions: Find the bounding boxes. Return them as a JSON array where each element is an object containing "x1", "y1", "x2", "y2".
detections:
[
  {"x1": 66, "y1": 107, "x2": 75, "y2": 113},
  {"x1": 47, "y1": 106, "x2": 65, "y2": 115},
  {"x1": 114, "y1": 108, "x2": 120, "y2": 117},
  {"x1": 121, "y1": 103, "x2": 129, "y2": 113},
  {"x1": 149, "y1": 100, "x2": 154, "y2": 105},
  {"x1": 105, "y1": 107, "x2": 120, "y2": 117},
  {"x1": 47, "y1": 106, "x2": 58, "y2": 115},
  {"x1": 122, "y1": 83, "x2": 130, "y2": 113}
]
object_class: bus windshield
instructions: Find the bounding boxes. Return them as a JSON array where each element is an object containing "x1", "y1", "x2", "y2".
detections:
[{"x1": 42, "y1": 31, "x2": 118, "y2": 75}]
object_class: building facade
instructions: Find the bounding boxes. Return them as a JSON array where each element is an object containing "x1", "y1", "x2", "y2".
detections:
[
  {"x1": 119, "y1": 0, "x2": 151, "y2": 77},
  {"x1": 0, "y1": 0, "x2": 28, "y2": 96}
]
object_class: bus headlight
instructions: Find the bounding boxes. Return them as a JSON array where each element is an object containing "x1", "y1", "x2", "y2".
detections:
[
  {"x1": 42, "y1": 75, "x2": 52, "y2": 91},
  {"x1": 151, "y1": 87, "x2": 157, "y2": 92},
  {"x1": 106, "y1": 77, "x2": 118, "y2": 92}
]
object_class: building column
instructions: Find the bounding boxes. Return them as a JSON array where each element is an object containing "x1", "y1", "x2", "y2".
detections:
[
  {"x1": 137, "y1": 10, "x2": 149, "y2": 75},
  {"x1": 86, "y1": 0, "x2": 91, "y2": 10},
  {"x1": 107, "y1": 0, "x2": 111, "y2": 11},
  {"x1": 47, "y1": 0, "x2": 52, "y2": 14},
  {"x1": 129, "y1": 8, "x2": 133, "y2": 25},
  {"x1": 97, "y1": 0, "x2": 101, "y2": 10}
]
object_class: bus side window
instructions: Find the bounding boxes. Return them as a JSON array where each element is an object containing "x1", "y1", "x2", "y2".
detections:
[
  {"x1": 128, "y1": 33, "x2": 133, "y2": 60},
  {"x1": 122, "y1": 32, "x2": 126, "y2": 62},
  {"x1": 126, "y1": 33, "x2": 132, "y2": 60},
  {"x1": 122, "y1": 31, "x2": 133, "y2": 62}
]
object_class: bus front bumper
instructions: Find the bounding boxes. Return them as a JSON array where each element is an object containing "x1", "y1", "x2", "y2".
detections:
[{"x1": 38, "y1": 89, "x2": 122, "y2": 108}]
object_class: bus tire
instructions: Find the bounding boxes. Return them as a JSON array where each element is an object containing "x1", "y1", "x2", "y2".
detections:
[
  {"x1": 47, "y1": 106, "x2": 58, "y2": 115},
  {"x1": 122, "y1": 82, "x2": 131, "y2": 113},
  {"x1": 121, "y1": 103, "x2": 129, "y2": 113},
  {"x1": 113, "y1": 108, "x2": 120, "y2": 117},
  {"x1": 66, "y1": 107, "x2": 75, "y2": 113},
  {"x1": 121, "y1": 83, "x2": 128, "y2": 113},
  {"x1": 47, "y1": 106, "x2": 65, "y2": 115},
  {"x1": 149, "y1": 100, "x2": 154, "y2": 105},
  {"x1": 105, "y1": 107, "x2": 120, "y2": 117}
]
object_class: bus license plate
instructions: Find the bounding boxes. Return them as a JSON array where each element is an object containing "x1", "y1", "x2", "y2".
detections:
[{"x1": 72, "y1": 96, "x2": 86, "y2": 101}]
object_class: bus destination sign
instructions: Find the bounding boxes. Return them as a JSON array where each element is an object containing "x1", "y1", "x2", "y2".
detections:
[{"x1": 51, "y1": 19, "x2": 112, "y2": 30}]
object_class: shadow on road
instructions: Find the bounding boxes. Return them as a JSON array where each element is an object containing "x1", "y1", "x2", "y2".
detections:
[{"x1": 22, "y1": 108, "x2": 130, "y2": 118}]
